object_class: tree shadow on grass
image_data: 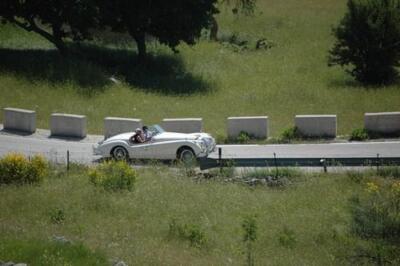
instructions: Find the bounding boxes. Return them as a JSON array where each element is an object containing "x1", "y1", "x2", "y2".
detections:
[
  {"x1": 0, "y1": 45, "x2": 213, "y2": 96},
  {"x1": 0, "y1": 48, "x2": 110, "y2": 97},
  {"x1": 79, "y1": 44, "x2": 213, "y2": 95},
  {"x1": 328, "y1": 75, "x2": 400, "y2": 90}
]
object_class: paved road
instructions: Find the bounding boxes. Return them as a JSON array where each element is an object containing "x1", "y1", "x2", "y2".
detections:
[{"x1": 1, "y1": 129, "x2": 400, "y2": 165}]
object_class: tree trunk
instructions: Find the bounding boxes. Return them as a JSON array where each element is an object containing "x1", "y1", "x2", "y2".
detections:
[
  {"x1": 12, "y1": 18, "x2": 67, "y2": 55},
  {"x1": 210, "y1": 16, "x2": 218, "y2": 41},
  {"x1": 131, "y1": 30, "x2": 147, "y2": 59}
]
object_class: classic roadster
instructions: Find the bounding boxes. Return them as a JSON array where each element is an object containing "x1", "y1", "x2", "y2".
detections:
[{"x1": 93, "y1": 125, "x2": 216, "y2": 163}]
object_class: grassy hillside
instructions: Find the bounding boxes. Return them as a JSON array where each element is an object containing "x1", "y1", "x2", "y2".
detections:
[
  {"x1": 0, "y1": 164, "x2": 364, "y2": 265},
  {"x1": 1, "y1": 0, "x2": 400, "y2": 137}
]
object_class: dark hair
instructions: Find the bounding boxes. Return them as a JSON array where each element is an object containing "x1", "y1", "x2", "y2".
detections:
[{"x1": 142, "y1": 126, "x2": 148, "y2": 131}]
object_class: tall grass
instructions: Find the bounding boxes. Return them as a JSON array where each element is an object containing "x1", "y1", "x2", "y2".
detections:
[
  {"x1": 1, "y1": 0, "x2": 400, "y2": 137},
  {"x1": 0, "y1": 164, "x2": 364, "y2": 265}
]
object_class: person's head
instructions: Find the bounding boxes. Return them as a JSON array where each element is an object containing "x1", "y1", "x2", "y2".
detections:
[
  {"x1": 142, "y1": 126, "x2": 148, "y2": 132},
  {"x1": 135, "y1": 128, "x2": 142, "y2": 134}
]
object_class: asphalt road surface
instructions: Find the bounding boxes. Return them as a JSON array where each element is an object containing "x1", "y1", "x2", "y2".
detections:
[{"x1": 1, "y1": 128, "x2": 400, "y2": 165}]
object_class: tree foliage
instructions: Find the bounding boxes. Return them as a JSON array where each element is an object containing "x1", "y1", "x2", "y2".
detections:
[
  {"x1": 329, "y1": 0, "x2": 400, "y2": 84},
  {"x1": 0, "y1": 0, "x2": 98, "y2": 53},
  {"x1": 98, "y1": 0, "x2": 218, "y2": 58}
]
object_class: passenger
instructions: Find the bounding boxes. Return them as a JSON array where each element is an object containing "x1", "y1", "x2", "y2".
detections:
[
  {"x1": 130, "y1": 128, "x2": 145, "y2": 143},
  {"x1": 142, "y1": 126, "x2": 152, "y2": 141}
]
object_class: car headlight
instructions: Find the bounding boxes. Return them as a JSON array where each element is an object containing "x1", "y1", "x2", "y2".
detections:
[{"x1": 196, "y1": 140, "x2": 207, "y2": 152}]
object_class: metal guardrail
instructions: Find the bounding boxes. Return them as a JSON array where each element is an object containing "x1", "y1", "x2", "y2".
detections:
[{"x1": 199, "y1": 148, "x2": 400, "y2": 170}]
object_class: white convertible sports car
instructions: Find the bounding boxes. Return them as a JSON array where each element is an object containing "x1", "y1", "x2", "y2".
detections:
[{"x1": 93, "y1": 125, "x2": 216, "y2": 162}]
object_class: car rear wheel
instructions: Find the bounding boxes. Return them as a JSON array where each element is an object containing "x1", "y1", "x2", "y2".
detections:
[
  {"x1": 178, "y1": 147, "x2": 196, "y2": 165},
  {"x1": 111, "y1": 146, "x2": 129, "y2": 161}
]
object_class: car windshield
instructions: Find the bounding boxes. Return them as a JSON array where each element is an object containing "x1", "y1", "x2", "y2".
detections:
[{"x1": 148, "y1": 125, "x2": 165, "y2": 136}]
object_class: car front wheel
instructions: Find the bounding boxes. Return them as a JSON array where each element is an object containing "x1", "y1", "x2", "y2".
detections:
[
  {"x1": 178, "y1": 147, "x2": 196, "y2": 164},
  {"x1": 111, "y1": 146, "x2": 129, "y2": 161}
]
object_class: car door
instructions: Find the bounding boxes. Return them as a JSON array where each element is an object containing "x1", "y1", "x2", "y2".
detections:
[{"x1": 128, "y1": 142, "x2": 154, "y2": 159}]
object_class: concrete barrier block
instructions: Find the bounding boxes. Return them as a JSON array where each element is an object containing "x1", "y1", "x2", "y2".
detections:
[
  {"x1": 104, "y1": 117, "x2": 142, "y2": 138},
  {"x1": 365, "y1": 112, "x2": 400, "y2": 134},
  {"x1": 227, "y1": 116, "x2": 268, "y2": 139},
  {"x1": 50, "y1": 113, "x2": 87, "y2": 138},
  {"x1": 295, "y1": 115, "x2": 337, "y2": 137},
  {"x1": 3, "y1": 107, "x2": 36, "y2": 133},
  {"x1": 161, "y1": 118, "x2": 203, "y2": 133}
]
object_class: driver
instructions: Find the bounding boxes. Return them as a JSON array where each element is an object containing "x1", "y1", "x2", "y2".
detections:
[{"x1": 142, "y1": 126, "x2": 152, "y2": 141}]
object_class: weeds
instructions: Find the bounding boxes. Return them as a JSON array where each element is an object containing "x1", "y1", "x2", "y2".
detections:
[
  {"x1": 168, "y1": 218, "x2": 207, "y2": 248},
  {"x1": 348, "y1": 179, "x2": 400, "y2": 264},
  {"x1": 279, "y1": 127, "x2": 301, "y2": 143},
  {"x1": 277, "y1": 226, "x2": 297, "y2": 249},
  {"x1": 350, "y1": 128, "x2": 369, "y2": 141},
  {"x1": 242, "y1": 214, "x2": 257, "y2": 266},
  {"x1": 49, "y1": 208, "x2": 66, "y2": 224}
]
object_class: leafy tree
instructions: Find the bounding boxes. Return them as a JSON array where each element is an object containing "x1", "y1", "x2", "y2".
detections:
[
  {"x1": 99, "y1": 0, "x2": 218, "y2": 58},
  {"x1": 0, "y1": 0, "x2": 98, "y2": 54},
  {"x1": 328, "y1": 0, "x2": 400, "y2": 84}
]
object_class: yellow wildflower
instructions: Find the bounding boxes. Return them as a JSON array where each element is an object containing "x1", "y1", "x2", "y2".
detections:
[{"x1": 366, "y1": 182, "x2": 379, "y2": 193}]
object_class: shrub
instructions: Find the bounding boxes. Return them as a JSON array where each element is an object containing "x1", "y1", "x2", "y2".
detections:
[
  {"x1": 349, "y1": 180, "x2": 400, "y2": 263},
  {"x1": 0, "y1": 153, "x2": 47, "y2": 185},
  {"x1": 49, "y1": 208, "x2": 66, "y2": 224},
  {"x1": 350, "y1": 180, "x2": 400, "y2": 242},
  {"x1": 278, "y1": 226, "x2": 297, "y2": 248},
  {"x1": 328, "y1": 0, "x2": 400, "y2": 84},
  {"x1": 280, "y1": 127, "x2": 301, "y2": 143},
  {"x1": 168, "y1": 219, "x2": 207, "y2": 248},
  {"x1": 89, "y1": 160, "x2": 137, "y2": 191},
  {"x1": 237, "y1": 131, "x2": 251, "y2": 143},
  {"x1": 350, "y1": 128, "x2": 369, "y2": 141}
]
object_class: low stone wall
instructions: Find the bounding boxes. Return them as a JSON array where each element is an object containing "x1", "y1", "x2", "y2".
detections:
[
  {"x1": 50, "y1": 113, "x2": 87, "y2": 138},
  {"x1": 295, "y1": 115, "x2": 337, "y2": 138},
  {"x1": 3, "y1": 107, "x2": 36, "y2": 133},
  {"x1": 227, "y1": 116, "x2": 268, "y2": 139},
  {"x1": 104, "y1": 117, "x2": 142, "y2": 139},
  {"x1": 365, "y1": 112, "x2": 400, "y2": 135},
  {"x1": 161, "y1": 118, "x2": 203, "y2": 133}
]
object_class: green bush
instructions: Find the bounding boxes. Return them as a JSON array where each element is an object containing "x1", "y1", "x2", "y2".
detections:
[
  {"x1": 329, "y1": 0, "x2": 400, "y2": 84},
  {"x1": 0, "y1": 153, "x2": 48, "y2": 185},
  {"x1": 49, "y1": 208, "x2": 66, "y2": 224},
  {"x1": 89, "y1": 160, "x2": 137, "y2": 191},
  {"x1": 350, "y1": 128, "x2": 369, "y2": 141},
  {"x1": 280, "y1": 127, "x2": 301, "y2": 143},
  {"x1": 237, "y1": 131, "x2": 251, "y2": 143},
  {"x1": 349, "y1": 179, "x2": 400, "y2": 263},
  {"x1": 350, "y1": 180, "x2": 400, "y2": 242},
  {"x1": 168, "y1": 219, "x2": 207, "y2": 248}
]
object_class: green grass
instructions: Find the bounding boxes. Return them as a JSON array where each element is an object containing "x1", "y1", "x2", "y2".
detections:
[
  {"x1": 0, "y1": 163, "x2": 373, "y2": 265},
  {"x1": 0, "y1": 238, "x2": 107, "y2": 266},
  {"x1": 1, "y1": 0, "x2": 400, "y2": 138}
]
